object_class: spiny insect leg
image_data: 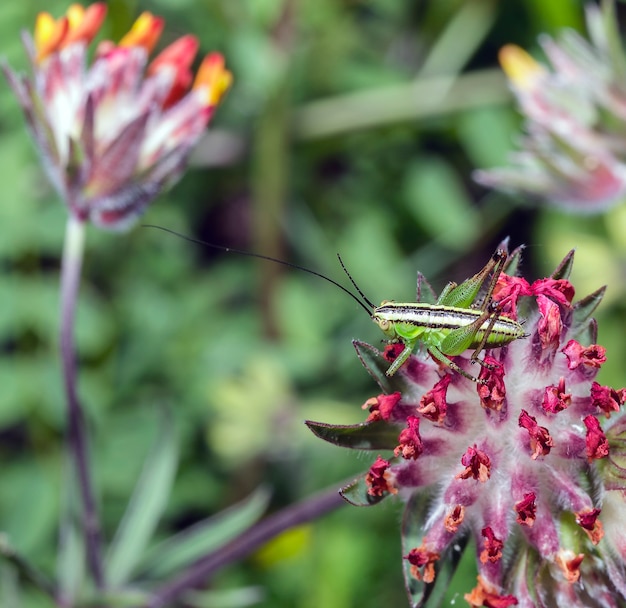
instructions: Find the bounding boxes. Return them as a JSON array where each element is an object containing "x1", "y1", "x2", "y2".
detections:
[
  {"x1": 476, "y1": 249, "x2": 507, "y2": 313},
  {"x1": 438, "y1": 249, "x2": 505, "y2": 309},
  {"x1": 470, "y1": 302, "x2": 501, "y2": 364}
]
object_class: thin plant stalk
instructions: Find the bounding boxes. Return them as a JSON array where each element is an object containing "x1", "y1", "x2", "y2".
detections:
[{"x1": 59, "y1": 215, "x2": 104, "y2": 589}]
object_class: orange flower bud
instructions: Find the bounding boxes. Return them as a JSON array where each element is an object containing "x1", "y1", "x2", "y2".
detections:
[
  {"x1": 63, "y1": 3, "x2": 107, "y2": 48},
  {"x1": 118, "y1": 12, "x2": 164, "y2": 53},
  {"x1": 34, "y1": 12, "x2": 69, "y2": 61},
  {"x1": 193, "y1": 53, "x2": 233, "y2": 107}
]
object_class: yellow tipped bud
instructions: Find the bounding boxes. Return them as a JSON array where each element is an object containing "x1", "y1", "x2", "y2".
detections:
[
  {"x1": 118, "y1": 12, "x2": 164, "y2": 53},
  {"x1": 193, "y1": 53, "x2": 233, "y2": 107},
  {"x1": 498, "y1": 44, "x2": 545, "y2": 90},
  {"x1": 34, "y1": 12, "x2": 68, "y2": 61},
  {"x1": 66, "y1": 4, "x2": 86, "y2": 30}
]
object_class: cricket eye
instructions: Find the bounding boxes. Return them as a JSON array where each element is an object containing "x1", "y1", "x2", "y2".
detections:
[{"x1": 378, "y1": 318, "x2": 390, "y2": 331}]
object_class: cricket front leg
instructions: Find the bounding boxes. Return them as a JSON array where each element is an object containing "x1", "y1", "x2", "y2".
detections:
[{"x1": 385, "y1": 340, "x2": 416, "y2": 377}]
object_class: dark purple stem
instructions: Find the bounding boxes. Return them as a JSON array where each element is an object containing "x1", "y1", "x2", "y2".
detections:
[
  {"x1": 59, "y1": 216, "x2": 104, "y2": 589},
  {"x1": 146, "y1": 484, "x2": 347, "y2": 608}
]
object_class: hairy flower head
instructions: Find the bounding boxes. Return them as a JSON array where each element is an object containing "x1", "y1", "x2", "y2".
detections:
[{"x1": 308, "y1": 246, "x2": 626, "y2": 607}]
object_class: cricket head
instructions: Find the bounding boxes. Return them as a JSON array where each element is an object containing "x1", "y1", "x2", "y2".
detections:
[{"x1": 371, "y1": 301, "x2": 400, "y2": 340}]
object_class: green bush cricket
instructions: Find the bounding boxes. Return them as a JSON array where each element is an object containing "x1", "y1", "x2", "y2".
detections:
[
  {"x1": 365, "y1": 250, "x2": 526, "y2": 381},
  {"x1": 145, "y1": 226, "x2": 526, "y2": 383}
]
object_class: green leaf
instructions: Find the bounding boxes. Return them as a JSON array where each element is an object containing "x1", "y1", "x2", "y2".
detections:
[
  {"x1": 457, "y1": 107, "x2": 518, "y2": 169},
  {"x1": 0, "y1": 460, "x2": 59, "y2": 554},
  {"x1": 0, "y1": 533, "x2": 56, "y2": 601},
  {"x1": 57, "y1": 454, "x2": 85, "y2": 604},
  {"x1": 0, "y1": 561, "x2": 21, "y2": 608},
  {"x1": 137, "y1": 486, "x2": 270, "y2": 580},
  {"x1": 339, "y1": 476, "x2": 388, "y2": 507},
  {"x1": 305, "y1": 419, "x2": 400, "y2": 450},
  {"x1": 183, "y1": 586, "x2": 264, "y2": 608},
  {"x1": 403, "y1": 157, "x2": 480, "y2": 251},
  {"x1": 84, "y1": 588, "x2": 152, "y2": 607},
  {"x1": 105, "y1": 410, "x2": 178, "y2": 587}
]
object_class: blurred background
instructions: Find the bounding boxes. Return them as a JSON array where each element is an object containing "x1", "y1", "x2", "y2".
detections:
[{"x1": 1, "y1": 0, "x2": 625, "y2": 606}]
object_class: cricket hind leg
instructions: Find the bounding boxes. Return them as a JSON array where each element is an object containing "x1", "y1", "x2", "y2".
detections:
[
  {"x1": 468, "y1": 301, "x2": 506, "y2": 373},
  {"x1": 469, "y1": 302, "x2": 500, "y2": 363},
  {"x1": 475, "y1": 249, "x2": 507, "y2": 313},
  {"x1": 438, "y1": 249, "x2": 506, "y2": 309},
  {"x1": 435, "y1": 311, "x2": 499, "y2": 382}
]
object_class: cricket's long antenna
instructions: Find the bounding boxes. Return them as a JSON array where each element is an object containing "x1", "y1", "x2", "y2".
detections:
[
  {"x1": 336, "y1": 253, "x2": 377, "y2": 310},
  {"x1": 143, "y1": 225, "x2": 374, "y2": 316}
]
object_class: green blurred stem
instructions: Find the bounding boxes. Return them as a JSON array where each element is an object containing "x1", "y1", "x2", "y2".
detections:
[
  {"x1": 59, "y1": 215, "x2": 104, "y2": 590},
  {"x1": 145, "y1": 484, "x2": 346, "y2": 608},
  {"x1": 251, "y1": 81, "x2": 290, "y2": 340},
  {"x1": 293, "y1": 69, "x2": 510, "y2": 140}
]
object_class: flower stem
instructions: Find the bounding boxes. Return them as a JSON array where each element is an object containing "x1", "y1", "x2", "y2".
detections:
[
  {"x1": 59, "y1": 215, "x2": 104, "y2": 589},
  {"x1": 146, "y1": 484, "x2": 346, "y2": 608}
]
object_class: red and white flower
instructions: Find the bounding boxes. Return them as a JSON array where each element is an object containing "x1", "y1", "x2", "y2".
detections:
[
  {"x1": 4, "y1": 3, "x2": 232, "y2": 229},
  {"x1": 308, "y1": 246, "x2": 626, "y2": 606}
]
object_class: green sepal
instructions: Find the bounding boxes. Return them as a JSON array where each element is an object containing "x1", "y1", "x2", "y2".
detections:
[
  {"x1": 516, "y1": 293, "x2": 536, "y2": 323},
  {"x1": 416, "y1": 272, "x2": 437, "y2": 304},
  {"x1": 503, "y1": 244, "x2": 524, "y2": 277},
  {"x1": 401, "y1": 493, "x2": 468, "y2": 608},
  {"x1": 550, "y1": 249, "x2": 575, "y2": 281},
  {"x1": 305, "y1": 419, "x2": 401, "y2": 450},
  {"x1": 353, "y1": 340, "x2": 416, "y2": 394},
  {"x1": 601, "y1": 417, "x2": 626, "y2": 492},
  {"x1": 570, "y1": 286, "x2": 606, "y2": 341},
  {"x1": 576, "y1": 317, "x2": 598, "y2": 347},
  {"x1": 353, "y1": 340, "x2": 394, "y2": 389},
  {"x1": 339, "y1": 476, "x2": 389, "y2": 507}
]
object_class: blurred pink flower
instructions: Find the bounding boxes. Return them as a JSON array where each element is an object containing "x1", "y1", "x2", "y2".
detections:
[
  {"x1": 4, "y1": 3, "x2": 232, "y2": 230},
  {"x1": 475, "y1": 4, "x2": 626, "y2": 213}
]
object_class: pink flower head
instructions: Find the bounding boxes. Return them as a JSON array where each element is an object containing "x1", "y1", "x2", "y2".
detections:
[
  {"x1": 308, "y1": 246, "x2": 626, "y2": 606},
  {"x1": 4, "y1": 3, "x2": 232, "y2": 230},
  {"x1": 474, "y1": 5, "x2": 626, "y2": 213}
]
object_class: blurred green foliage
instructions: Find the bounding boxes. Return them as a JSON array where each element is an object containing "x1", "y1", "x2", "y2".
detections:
[{"x1": 2, "y1": 0, "x2": 625, "y2": 606}]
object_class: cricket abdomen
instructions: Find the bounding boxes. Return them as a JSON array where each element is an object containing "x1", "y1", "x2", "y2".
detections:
[{"x1": 372, "y1": 302, "x2": 525, "y2": 348}]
